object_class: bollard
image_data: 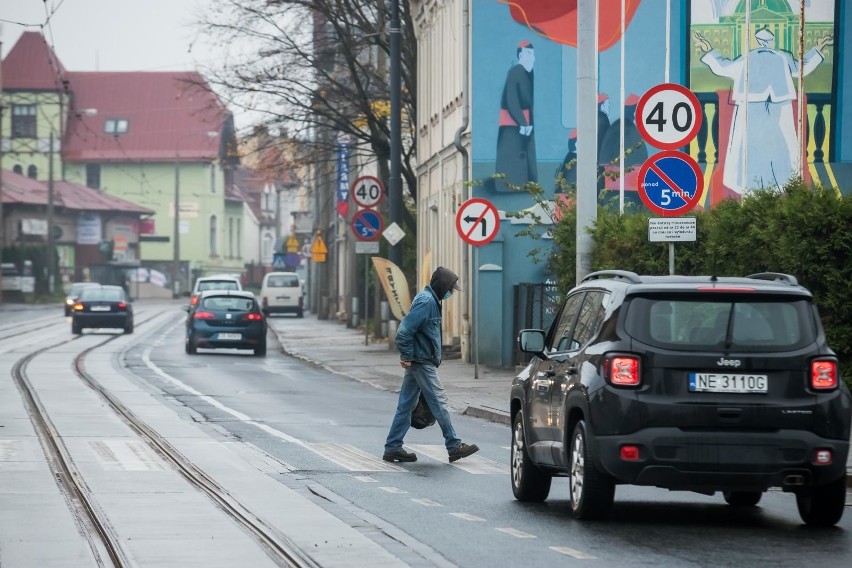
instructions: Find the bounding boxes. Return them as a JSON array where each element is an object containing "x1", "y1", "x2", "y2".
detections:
[
  {"x1": 388, "y1": 320, "x2": 398, "y2": 352},
  {"x1": 380, "y1": 301, "x2": 389, "y2": 339},
  {"x1": 350, "y1": 296, "x2": 359, "y2": 328}
]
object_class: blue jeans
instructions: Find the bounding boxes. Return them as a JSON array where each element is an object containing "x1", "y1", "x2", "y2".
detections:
[{"x1": 384, "y1": 362, "x2": 461, "y2": 453}]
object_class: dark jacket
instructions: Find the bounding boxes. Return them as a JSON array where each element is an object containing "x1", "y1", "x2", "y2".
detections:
[{"x1": 396, "y1": 267, "x2": 459, "y2": 367}]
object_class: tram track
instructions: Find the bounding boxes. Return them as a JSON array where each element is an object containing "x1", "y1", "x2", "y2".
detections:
[{"x1": 9, "y1": 309, "x2": 317, "y2": 568}]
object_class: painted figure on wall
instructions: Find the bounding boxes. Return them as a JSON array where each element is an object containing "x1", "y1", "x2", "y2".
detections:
[
  {"x1": 496, "y1": 41, "x2": 537, "y2": 190},
  {"x1": 555, "y1": 129, "x2": 577, "y2": 192},
  {"x1": 694, "y1": 26, "x2": 833, "y2": 193}
]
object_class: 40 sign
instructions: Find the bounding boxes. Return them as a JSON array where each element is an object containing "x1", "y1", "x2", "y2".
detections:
[
  {"x1": 636, "y1": 83, "x2": 702, "y2": 150},
  {"x1": 638, "y1": 151, "x2": 704, "y2": 217}
]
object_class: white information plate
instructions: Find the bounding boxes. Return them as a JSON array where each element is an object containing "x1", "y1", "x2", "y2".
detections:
[
  {"x1": 90, "y1": 306, "x2": 111, "y2": 311},
  {"x1": 218, "y1": 333, "x2": 241, "y2": 340},
  {"x1": 355, "y1": 241, "x2": 380, "y2": 254},
  {"x1": 689, "y1": 373, "x2": 767, "y2": 393},
  {"x1": 648, "y1": 217, "x2": 696, "y2": 242}
]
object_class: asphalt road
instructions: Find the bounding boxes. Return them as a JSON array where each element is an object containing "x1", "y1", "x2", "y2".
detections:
[{"x1": 116, "y1": 309, "x2": 852, "y2": 568}]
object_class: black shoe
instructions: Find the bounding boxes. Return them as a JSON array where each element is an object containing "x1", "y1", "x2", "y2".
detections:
[
  {"x1": 448, "y1": 443, "x2": 479, "y2": 463},
  {"x1": 383, "y1": 449, "x2": 417, "y2": 462}
]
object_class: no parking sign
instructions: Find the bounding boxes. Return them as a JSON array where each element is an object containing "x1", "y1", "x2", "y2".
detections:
[{"x1": 638, "y1": 151, "x2": 704, "y2": 217}]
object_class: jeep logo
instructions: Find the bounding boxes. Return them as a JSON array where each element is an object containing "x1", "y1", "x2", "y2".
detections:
[{"x1": 716, "y1": 357, "x2": 742, "y2": 368}]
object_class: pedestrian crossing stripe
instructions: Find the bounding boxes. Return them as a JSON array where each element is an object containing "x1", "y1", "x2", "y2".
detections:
[
  {"x1": 406, "y1": 445, "x2": 506, "y2": 474},
  {"x1": 305, "y1": 442, "x2": 405, "y2": 472}
]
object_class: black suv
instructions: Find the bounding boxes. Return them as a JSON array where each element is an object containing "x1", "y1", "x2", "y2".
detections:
[{"x1": 511, "y1": 271, "x2": 850, "y2": 526}]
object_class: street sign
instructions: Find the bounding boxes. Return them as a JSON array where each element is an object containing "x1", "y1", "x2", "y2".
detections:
[
  {"x1": 456, "y1": 197, "x2": 499, "y2": 246},
  {"x1": 351, "y1": 175, "x2": 385, "y2": 209},
  {"x1": 285, "y1": 252, "x2": 301, "y2": 267},
  {"x1": 286, "y1": 235, "x2": 299, "y2": 253},
  {"x1": 355, "y1": 241, "x2": 380, "y2": 254},
  {"x1": 648, "y1": 217, "x2": 697, "y2": 242},
  {"x1": 638, "y1": 151, "x2": 704, "y2": 217},
  {"x1": 383, "y1": 222, "x2": 405, "y2": 246},
  {"x1": 311, "y1": 233, "x2": 328, "y2": 263},
  {"x1": 351, "y1": 208, "x2": 383, "y2": 241},
  {"x1": 272, "y1": 253, "x2": 286, "y2": 269},
  {"x1": 636, "y1": 83, "x2": 702, "y2": 150}
]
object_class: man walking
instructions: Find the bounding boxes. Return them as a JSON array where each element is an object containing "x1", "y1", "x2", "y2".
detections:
[{"x1": 383, "y1": 267, "x2": 479, "y2": 464}]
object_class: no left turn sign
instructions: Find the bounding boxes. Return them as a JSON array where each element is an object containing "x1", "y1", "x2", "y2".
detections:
[
  {"x1": 636, "y1": 83, "x2": 702, "y2": 150},
  {"x1": 456, "y1": 198, "x2": 499, "y2": 246}
]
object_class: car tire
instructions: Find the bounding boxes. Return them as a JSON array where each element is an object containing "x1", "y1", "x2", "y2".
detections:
[
  {"x1": 71, "y1": 321, "x2": 82, "y2": 335},
  {"x1": 796, "y1": 474, "x2": 846, "y2": 526},
  {"x1": 185, "y1": 339, "x2": 197, "y2": 355},
  {"x1": 124, "y1": 321, "x2": 134, "y2": 334},
  {"x1": 510, "y1": 411, "x2": 552, "y2": 502},
  {"x1": 568, "y1": 420, "x2": 615, "y2": 520},
  {"x1": 723, "y1": 491, "x2": 762, "y2": 507},
  {"x1": 254, "y1": 338, "x2": 267, "y2": 357}
]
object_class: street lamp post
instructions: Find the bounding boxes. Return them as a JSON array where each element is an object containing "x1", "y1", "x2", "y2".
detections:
[{"x1": 173, "y1": 130, "x2": 218, "y2": 298}]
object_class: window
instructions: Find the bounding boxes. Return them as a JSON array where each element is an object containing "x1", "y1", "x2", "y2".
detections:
[
  {"x1": 228, "y1": 217, "x2": 234, "y2": 258},
  {"x1": 209, "y1": 215, "x2": 218, "y2": 256},
  {"x1": 12, "y1": 165, "x2": 23, "y2": 175},
  {"x1": 27, "y1": 165, "x2": 38, "y2": 179},
  {"x1": 236, "y1": 219, "x2": 242, "y2": 258},
  {"x1": 209, "y1": 163, "x2": 216, "y2": 193},
  {"x1": 548, "y1": 293, "x2": 584, "y2": 352},
  {"x1": 12, "y1": 105, "x2": 36, "y2": 138},
  {"x1": 572, "y1": 292, "x2": 608, "y2": 349},
  {"x1": 104, "y1": 119, "x2": 129, "y2": 135},
  {"x1": 262, "y1": 233, "x2": 273, "y2": 261},
  {"x1": 85, "y1": 164, "x2": 101, "y2": 189}
]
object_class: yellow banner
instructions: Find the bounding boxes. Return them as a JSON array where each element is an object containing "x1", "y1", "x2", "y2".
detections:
[{"x1": 371, "y1": 257, "x2": 411, "y2": 321}]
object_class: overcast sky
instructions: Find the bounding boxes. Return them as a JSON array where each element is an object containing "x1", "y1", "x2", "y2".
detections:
[{"x1": 1, "y1": 0, "x2": 214, "y2": 72}]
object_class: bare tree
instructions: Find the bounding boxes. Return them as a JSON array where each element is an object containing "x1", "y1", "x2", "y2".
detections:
[{"x1": 196, "y1": 0, "x2": 418, "y2": 206}]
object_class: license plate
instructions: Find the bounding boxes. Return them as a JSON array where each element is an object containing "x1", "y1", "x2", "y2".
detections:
[
  {"x1": 218, "y1": 333, "x2": 241, "y2": 340},
  {"x1": 689, "y1": 373, "x2": 768, "y2": 393},
  {"x1": 90, "y1": 306, "x2": 111, "y2": 311}
]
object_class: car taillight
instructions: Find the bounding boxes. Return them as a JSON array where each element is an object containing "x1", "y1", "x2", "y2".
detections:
[
  {"x1": 620, "y1": 445, "x2": 640, "y2": 461},
  {"x1": 810, "y1": 359, "x2": 838, "y2": 390},
  {"x1": 118, "y1": 302, "x2": 127, "y2": 309},
  {"x1": 243, "y1": 313, "x2": 263, "y2": 321},
  {"x1": 814, "y1": 449, "x2": 833, "y2": 465},
  {"x1": 193, "y1": 311, "x2": 216, "y2": 319},
  {"x1": 73, "y1": 303, "x2": 84, "y2": 311},
  {"x1": 191, "y1": 295, "x2": 199, "y2": 306},
  {"x1": 605, "y1": 355, "x2": 641, "y2": 387}
]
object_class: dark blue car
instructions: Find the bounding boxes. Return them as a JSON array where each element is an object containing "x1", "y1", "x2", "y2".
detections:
[{"x1": 184, "y1": 290, "x2": 267, "y2": 356}]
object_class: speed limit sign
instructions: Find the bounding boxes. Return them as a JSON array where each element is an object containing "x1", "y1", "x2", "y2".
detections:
[
  {"x1": 351, "y1": 175, "x2": 385, "y2": 209},
  {"x1": 636, "y1": 83, "x2": 702, "y2": 150}
]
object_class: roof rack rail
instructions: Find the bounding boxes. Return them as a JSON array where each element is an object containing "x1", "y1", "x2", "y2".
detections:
[
  {"x1": 746, "y1": 272, "x2": 799, "y2": 286},
  {"x1": 581, "y1": 270, "x2": 642, "y2": 284}
]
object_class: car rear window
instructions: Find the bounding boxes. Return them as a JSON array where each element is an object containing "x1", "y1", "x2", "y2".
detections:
[
  {"x1": 267, "y1": 275, "x2": 300, "y2": 288},
  {"x1": 199, "y1": 280, "x2": 239, "y2": 292},
  {"x1": 624, "y1": 295, "x2": 816, "y2": 352},
  {"x1": 201, "y1": 296, "x2": 256, "y2": 311},
  {"x1": 80, "y1": 288, "x2": 124, "y2": 302}
]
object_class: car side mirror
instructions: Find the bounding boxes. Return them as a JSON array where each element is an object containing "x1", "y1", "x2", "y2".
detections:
[{"x1": 518, "y1": 329, "x2": 548, "y2": 358}]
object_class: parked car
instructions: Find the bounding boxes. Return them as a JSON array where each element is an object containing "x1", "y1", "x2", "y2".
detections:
[
  {"x1": 64, "y1": 282, "x2": 100, "y2": 316},
  {"x1": 189, "y1": 275, "x2": 242, "y2": 307},
  {"x1": 184, "y1": 290, "x2": 267, "y2": 356},
  {"x1": 259, "y1": 271, "x2": 304, "y2": 317},
  {"x1": 512, "y1": 270, "x2": 851, "y2": 526},
  {"x1": 71, "y1": 285, "x2": 134, "y2": 334}
]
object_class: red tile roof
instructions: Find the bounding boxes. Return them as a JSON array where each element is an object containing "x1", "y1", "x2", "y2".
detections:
[
  {"x1": 63, "y1": 71, "x2": 227, "y2": 162},
  {"x1": 2, "y1": 169, "x2": 153, "y2": 215},
  {"x1": 1, "y1": 31, "x2": 67, "y2": 91}
]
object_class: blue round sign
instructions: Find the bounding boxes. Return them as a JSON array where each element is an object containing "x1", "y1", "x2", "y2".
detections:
[
  {"x1": 351, "y1": 209, "x2": 383, "y2": 241},
  {"x1": 638, "y1": 151, "x2": 704, "y2": 217}
]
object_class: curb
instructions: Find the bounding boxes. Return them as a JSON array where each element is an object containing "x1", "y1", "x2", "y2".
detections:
[{"x1": 462, "y1": 405, "x2": 511, "y2": 426}]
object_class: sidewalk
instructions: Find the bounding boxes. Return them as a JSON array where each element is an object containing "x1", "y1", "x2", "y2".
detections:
[
  {"x1": 268, "y1": 313, "x2": 514, "y2": 425},
  {"x1": 269, "y1": 313, "x2": 852, "y2": 486}
]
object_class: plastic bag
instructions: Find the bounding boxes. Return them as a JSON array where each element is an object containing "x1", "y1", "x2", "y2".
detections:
[{"x1": 411, "y1": 393, "x2": 436, "y2": 429}]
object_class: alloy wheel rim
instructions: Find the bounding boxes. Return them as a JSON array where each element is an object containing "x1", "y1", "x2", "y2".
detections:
[
  {"x1": 570, "y1": 430, "x2": 584, "y2": 505},
  {"x1": 512, "y1": 421, "x2": 524, "y2": 488}
]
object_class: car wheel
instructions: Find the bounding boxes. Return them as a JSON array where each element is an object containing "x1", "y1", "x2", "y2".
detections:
[
  {"x1": 796, "y1": 474, "x2": 846, "y2": 526},
  {"x1": 254, "y1": 338, "x2": 267, "y2": 357},
  {"x1": 568, "y1": 420, "x2": 615, "y2": 520},
  {"x1": 71, "y1": 321, "x2": 82, "y2": 335},
  {"x1": 723, "y1": 491, "x2": 762, "y2": 507},
  {"x1": 510, "y1": 411, "x2": 552, "y2": 502},
  {"x1": 124, "y1": 321, "x2": 134, "y2": 334},
  {"x1": 185, "y1": 338, "x2": 197, "y2": 355}
]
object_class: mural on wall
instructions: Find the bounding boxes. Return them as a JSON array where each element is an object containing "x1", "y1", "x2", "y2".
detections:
[
  {"x1": 495, "y1": 41, "x2": 537, "y2": 191},
  {"x1": 689, "y1": 0, "x2": 837, "y2": 206}
]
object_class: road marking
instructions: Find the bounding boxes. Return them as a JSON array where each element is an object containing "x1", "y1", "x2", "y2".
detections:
[
  {"x1": 411, "y1": 498, "x2": 442, "y2": 507},
  {"x1": 550, "y1": 546, "x2": 598, "y2": 560},
  {"x1": 307, "y1": 442, "x2": 403, "y2": 472},
  {"x1": 380, "y1": 486, "x2": 407, "y2": 494},
  {"x1": 407, "y1": 444, "x2": 506, "y2": 474},
  {"x1": 354, "y1": 475, "x2": 379, "y2": 483},
  {"x1": 449, "y1": 512, "x2": 485, "y2": 522},
  {"x1": 496, "y1": 527, "x2": 536, "y2": 539}
]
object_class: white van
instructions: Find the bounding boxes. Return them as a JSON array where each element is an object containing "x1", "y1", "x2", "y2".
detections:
[{"x1": 260, "y1": 272, "x2": 304, "y2": 317}]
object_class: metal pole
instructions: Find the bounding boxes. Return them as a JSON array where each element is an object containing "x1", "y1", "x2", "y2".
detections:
[
  {"x1": 669, "y1": 242, "x2": 675, "y2": 275},
  {"x1": 454, "y1": 0, "x2": 471, "y2": 362},
  {"x1": 173, "y1": 151, "x2": 181, "y2": 298},
  {"x1": 798, "y1": 1, "x2": 806, "y2": 178},
  {"x1": 473, "y1": 246, "x2": 479, "y2": 379},
  {"x1": 576, "y1": 0, "x2": 598, "y2": 284},
  {"x1": 388, "y1": 0, "x2": 402, "y2": 266},
  {"x1": 364, "y1": 255, "x2": 369, "y2": 346},
  {"x1": 47, "y1": 133, "x2": 55, "y2": 294},
  {"x1": 0, "y1": 104, "x2": 5, "y2": 304}
]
